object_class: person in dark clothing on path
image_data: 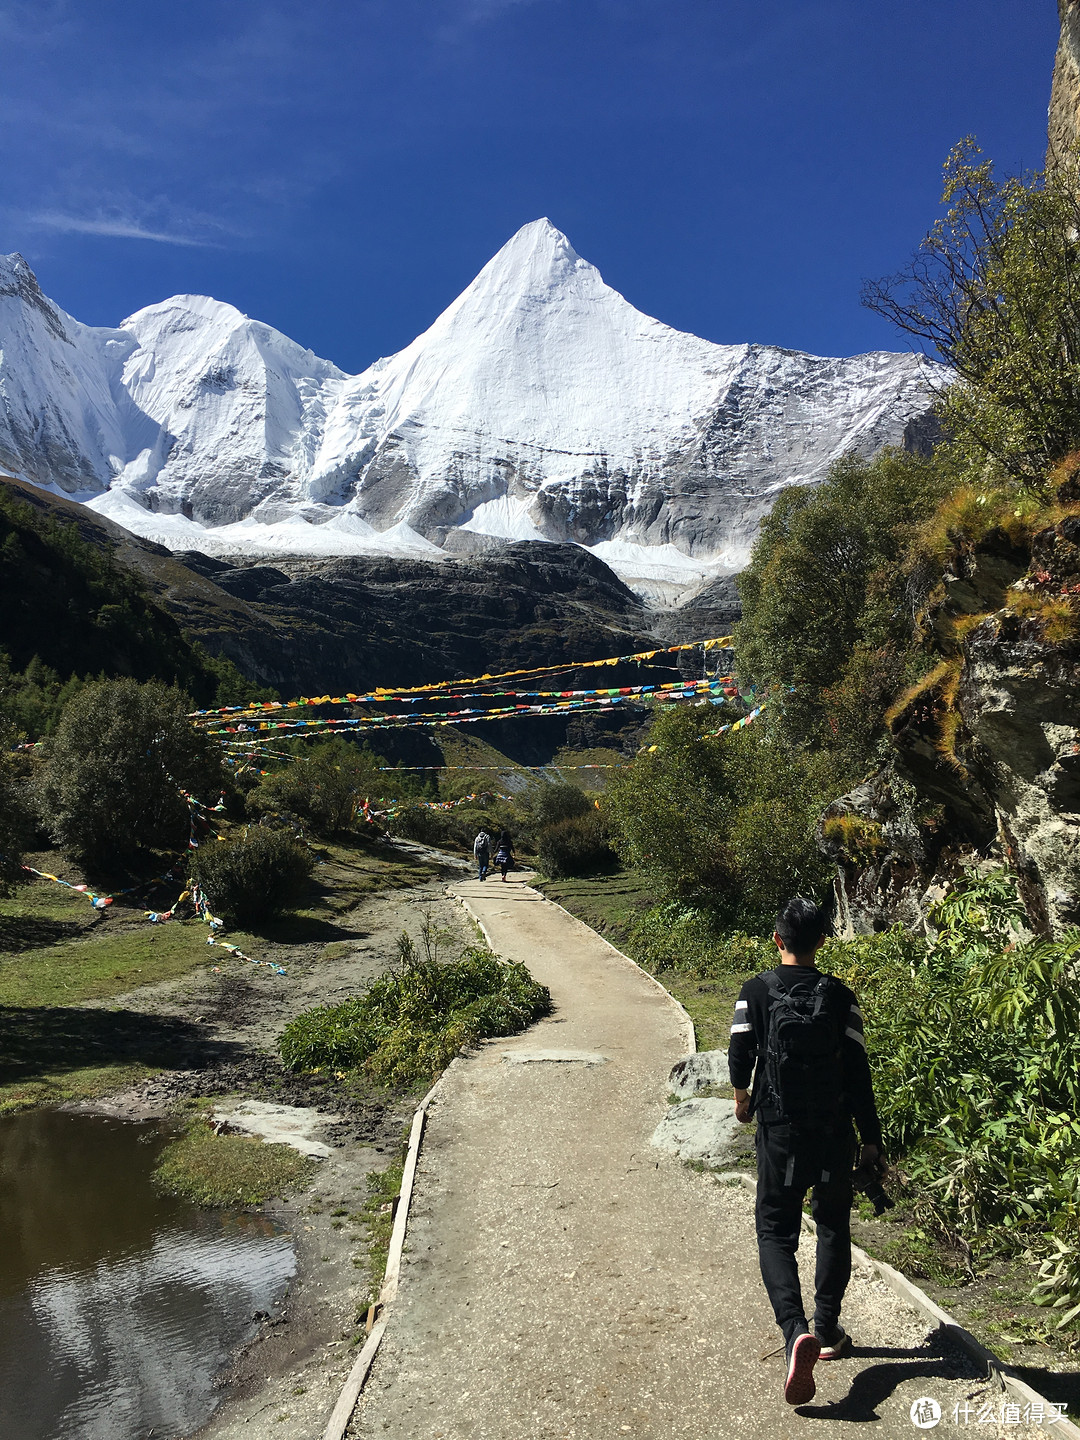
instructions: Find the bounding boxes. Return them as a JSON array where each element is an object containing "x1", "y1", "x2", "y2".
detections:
[
  {"x1": 473, "y1": 829, "x2": 491, "y2": 881},
  {"x1": 493, "y1": 830, "x2": 514, "y2": 881},
  {"x1": 728, "y1": 896, "x2": 883, "y2": 1407}
]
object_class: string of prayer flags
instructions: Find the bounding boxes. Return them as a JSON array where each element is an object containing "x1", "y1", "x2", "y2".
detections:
[
  {"x1": 22, "y1": 866, "x2": 113, "y2": 909},
  {"x1": 189, "y1": 636, "x2": 735, "y2": 723},
  {"x1": 208, "y1": 678, "x2": 735, "y2": 740},
  {"x1": 642, "y1": 698, "x2": 769, "y2": 752}
]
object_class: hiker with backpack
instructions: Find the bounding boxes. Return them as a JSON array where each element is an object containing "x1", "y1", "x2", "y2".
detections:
[
  {"x1": 728, "y1": 896, "x2": 883, "y2": 1407},
  {"x1": 473, "y1": 829, "x2": 491, "y2": 881}
]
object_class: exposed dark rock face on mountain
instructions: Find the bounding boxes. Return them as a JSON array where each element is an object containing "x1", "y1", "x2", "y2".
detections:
[
  {"x1": 202, "y1": 542, "x2": 654, "y2": 694},
  {"x1": 820, "y1": 518, "x2": 1080, "y2": 937},
  {"x1": 1, "y1": 474, "x2": 735, "y2": 760}
]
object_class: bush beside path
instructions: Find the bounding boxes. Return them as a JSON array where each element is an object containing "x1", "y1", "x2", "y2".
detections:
[{"x1": 349, "y1": 875, "x2": 1024, "y2": 1439}]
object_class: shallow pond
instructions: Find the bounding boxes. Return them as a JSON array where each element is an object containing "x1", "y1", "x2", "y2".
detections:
[{"x1": 0, "y1": 1109, "x2": 296, "y2": 1440}]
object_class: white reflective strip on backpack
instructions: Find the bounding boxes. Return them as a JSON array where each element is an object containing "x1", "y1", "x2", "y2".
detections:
[
  {"x1": 730, "y1": 1022, "x2": 752, "y2": 1034},
  {"x1": 844, "y1": 1026, "x2": 866, "y2": 1048},
  {"x1": 734, "y1": 999, "x2": 748, "y2": 1010}
]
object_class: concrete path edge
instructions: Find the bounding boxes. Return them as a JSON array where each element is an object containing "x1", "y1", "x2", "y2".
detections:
[{"x1": 320, "y1": 1076, "x2": 443, "y2": 1440}]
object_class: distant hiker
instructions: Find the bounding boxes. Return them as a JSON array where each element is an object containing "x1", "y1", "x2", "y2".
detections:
[
  {"x1": 493, "y1": 830, "x2": 514, "y2": 882},
  {"x1": 728, "y1": 896, "x2": 883, "y2": 1407},
  {"x1": 473, "y1": 829, "x2": 492, "y2": 881}
]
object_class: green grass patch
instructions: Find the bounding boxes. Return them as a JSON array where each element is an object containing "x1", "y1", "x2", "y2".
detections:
[
  {"x1": 153, "y1": 1118, "x2": 317, "y2": 1206},
  {"x1": 535, "y1": 870, "x2": 658, "y2": 949},
  {"x1": 0, "y1": 918, "x2": 251, "y2": 1008},
  {"x1": 0, "y1": 1061, "x2": 159, "y2": 1115},
  {"x1": 658, "y1": 969, "x2": 751, "y2": 1053},
  {"x1": 281, "y1": 944, "x2": 551, "y2": 1087},
  {"x1": 0, "y1": 877, "x2": 94, "y2": 926}
]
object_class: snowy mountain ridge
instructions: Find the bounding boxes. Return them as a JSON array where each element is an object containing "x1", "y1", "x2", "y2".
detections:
[{"x1": 0, "y1": 221, "x2": 941, "y2": 598}]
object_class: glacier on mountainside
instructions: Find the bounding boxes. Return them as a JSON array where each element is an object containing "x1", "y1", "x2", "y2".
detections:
[{"x1": 0, "y1": 223, "x2": 943, "y2": 595}]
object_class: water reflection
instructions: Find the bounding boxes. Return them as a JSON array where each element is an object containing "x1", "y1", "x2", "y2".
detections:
[{"x1": 0, "y1": 1110, "x2": 296, "y2": 1440}]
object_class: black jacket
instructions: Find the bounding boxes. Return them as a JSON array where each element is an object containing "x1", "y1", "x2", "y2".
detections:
[{"x1": 727, "y1": 965, "x2": 882, "y2": 1147}]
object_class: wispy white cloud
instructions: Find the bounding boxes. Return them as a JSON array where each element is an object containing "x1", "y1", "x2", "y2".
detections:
[{"x1": 29, "y1": 210, "x2": 217, "y2": 247}]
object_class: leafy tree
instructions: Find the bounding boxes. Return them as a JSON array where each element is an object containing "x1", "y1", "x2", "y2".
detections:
[
  {"x1": 602, "y1": 703, "x2": 837, "y2": 922},
  {"x1": 864, "y1": 139, "x2": 1080, "y2": 490},
  {"x1": 0, "y1": 729, "x2": 34, "y2": 896},
  {"x1": 734, "y1": 449, "x2": 946, "y2": 763},
  {"x1": 37, "y1": 679, "x2": 225, "y2": 869}
]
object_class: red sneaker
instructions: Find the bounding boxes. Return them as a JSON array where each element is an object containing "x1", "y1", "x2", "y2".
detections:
[{"x1": 784, "y1": 1331, "x2": 821, "y2": 1405}]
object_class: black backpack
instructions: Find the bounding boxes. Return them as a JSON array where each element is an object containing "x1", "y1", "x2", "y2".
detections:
[{"x1": 762, "y1": 973, "x2": 844, "y2": 1126}]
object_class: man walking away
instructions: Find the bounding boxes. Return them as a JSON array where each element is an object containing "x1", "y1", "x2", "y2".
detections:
[
  {"x1": 729, "y1": 897, "x2": 883, "y2": 1406},
  {"x1": 473, "y1": 829, "x2": 491, "y2": 881}
]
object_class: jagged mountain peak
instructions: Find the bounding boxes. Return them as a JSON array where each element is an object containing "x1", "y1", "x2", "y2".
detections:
[
  {"x1": 468, "y1": 217, "x2": 586, "y2": 289},
  {"x1": 0, "y1": 226, "x2": 943, "y2": 599}
]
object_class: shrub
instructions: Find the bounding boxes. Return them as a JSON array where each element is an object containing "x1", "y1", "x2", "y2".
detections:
[
  {"x1": 387, "y1": 803, "x2": 453, "y2": 846},
  {"x1": 630, "y1": 904, "x2": 777, "y2": 978},
  {"x1": 279, "y1": 944, "x2": 551, "y2": 1087},
  {"x1": 536, "y1": 813, "x2": 615, "y2": 878},
  {"x1": 812, "y1": 872, "x2": 1080, "y2": 1332},
  {"x1": 36, "y1": 679, "x2": 225, "y2": 869},
  {"x1": 522, "y1": 779, "x2": 593, "y2": 835},
  {"x1": 188, "y1": 827, "x2": 314, "y2": 926}
]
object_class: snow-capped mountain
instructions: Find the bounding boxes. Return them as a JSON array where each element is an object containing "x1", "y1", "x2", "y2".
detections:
[{"x1": 0, "y1": 222, "x2": 941, "y2": 596}]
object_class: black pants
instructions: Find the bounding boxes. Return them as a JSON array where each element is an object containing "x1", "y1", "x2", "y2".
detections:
[{"x1": 754, "y1": 1119, "x2": 856, "y2": 1337}]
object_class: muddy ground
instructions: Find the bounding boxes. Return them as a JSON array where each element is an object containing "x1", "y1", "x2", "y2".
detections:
[{"x1": 67, "y1": 839, "x2": 476, "y2": 1440}]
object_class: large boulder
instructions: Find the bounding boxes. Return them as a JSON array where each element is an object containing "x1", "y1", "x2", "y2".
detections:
[
  {"x1": 651, "y1": 1097, "x2": 742, "y2": 1168},
  {"x1": 667, "y1": 1050, "x2": 729, "y2": 1099}
]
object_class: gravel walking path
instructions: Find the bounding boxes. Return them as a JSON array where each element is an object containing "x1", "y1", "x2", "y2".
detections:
[{"x1": 350, "y1": 875, "x2": 1036, "y2": 1439}]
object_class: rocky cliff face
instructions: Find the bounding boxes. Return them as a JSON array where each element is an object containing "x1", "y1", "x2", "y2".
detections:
[
  {"x1": 821, "y1": 515, "x2": 1080, "y2": 937},
  {"x1": 1049, "y1": 1, "x2": 1080, "y2": 169}
]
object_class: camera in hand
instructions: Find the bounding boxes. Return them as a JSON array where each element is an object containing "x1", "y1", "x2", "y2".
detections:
[{"x1": 852, "y1": 1157, "x2": 894, "y2": 1216}]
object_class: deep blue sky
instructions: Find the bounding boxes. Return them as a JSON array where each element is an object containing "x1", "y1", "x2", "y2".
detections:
[{"x1": 0, "y1": 1, "x2": 1060, "y2": 372}]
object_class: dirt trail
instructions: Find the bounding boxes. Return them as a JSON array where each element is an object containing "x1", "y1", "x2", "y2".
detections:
[{"x1": 350, "y1": 875, "x2": 1031, "y2": 1440}]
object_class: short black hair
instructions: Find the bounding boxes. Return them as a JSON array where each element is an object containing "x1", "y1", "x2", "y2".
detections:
[{"x1": 774, "y1": 897, "x2": 827, "y2": 955}]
